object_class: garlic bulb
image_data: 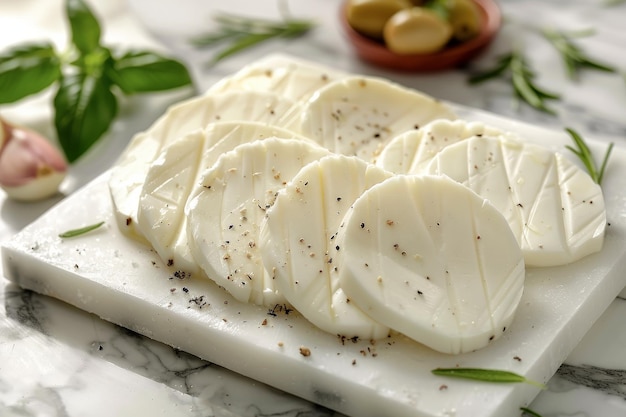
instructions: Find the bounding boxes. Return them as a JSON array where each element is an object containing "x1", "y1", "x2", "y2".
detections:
[{"x1": 0, "y1": 117, "x2": 67, "y2": 201}]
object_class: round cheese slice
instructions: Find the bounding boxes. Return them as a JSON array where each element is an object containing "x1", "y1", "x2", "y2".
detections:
[
  {"x1": 335, "y1": 175, "x2": 525, "y2": 354},
  {"x1": 425, "y1": 135, "x2": 606, "y2": 267},
  {"x1": 137, "y1": 121, "x2": 306, "y2": 276},
  {"x1": 260, "y1": 154, "x2": 393, "y2": 339},
  {"x1": 376, "y1": 119, "x2": 510, "y2": 174},
  {"x1": 206, "y1": 55, "x2": 346, "y2": 103},
  {"x1": 108, "y1": 90, "x2": 302, "y2": 242},
  {"x1": 186, "y1": 138, "x2": 331, "y2": 306},
  {"x1": 300, "y1": 76, "x2": 456, "y2": 162}
]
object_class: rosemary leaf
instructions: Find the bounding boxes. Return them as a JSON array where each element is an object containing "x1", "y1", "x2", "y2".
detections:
[
  {"x1": 542, "y1": 29, "x2": 616, "y2": 79},
  {"x1": 470, "y1": 50, "x2": 560, "y2": 115},
  {"x1": 191, "y1": 13, "x2": 315, "y2": 64},
  {"x1": 211, "y1": 33, "x2": 278, "y2": 63},
  {"x1": 431, "y1": 368, "x2": 546, "y2": 388},
  {"x1": 565, "y1": 128, "x2": 614, "y2": 185},
  {"x1": 520, "y1": 407, "x2": 545, "y2": 417},
  {"x1": 59, "y1": 221, "x2": 105, "y2": 238},
  {"x1": 468, "y1": 53, "x2": 513, "y2": 84}
]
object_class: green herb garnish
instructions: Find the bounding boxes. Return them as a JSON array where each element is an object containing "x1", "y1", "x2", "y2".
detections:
[
  {"x1": 0, "y1": 0, "x2": 193, "y2": 163},
  {"x1": 541, "y1": 28, "x2": 616, "y2": 79},
  {"x1": 469, "y1": 50, "x2": 561, "y2": 115},
  {"x1": 431, "y1": 367, "x2": 546, "y2": 388},
  {"x1": 565, "y1": 128, "x2": 614, "y2": 185},
  {"x1": 520, "y1": 407, "x2": 544, "y2": 417},
  {"x1": 191, "y1": 12, "x2": 315, "y2": 64},
  {"x1": 59, "y1": 221, "x2": 105, "y2": 238},
  {"x1": 423, "y1": 0, "x2": 451, "y2": 21}
]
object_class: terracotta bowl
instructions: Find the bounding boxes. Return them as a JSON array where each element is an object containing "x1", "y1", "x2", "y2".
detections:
[{"x1": 339, "y1": 0, "x2": 502, "y2": 72}]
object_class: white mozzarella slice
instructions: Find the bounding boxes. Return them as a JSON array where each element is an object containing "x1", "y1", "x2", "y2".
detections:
[
  {"x1": 260, "y1": 154, "x2": 393, "y2": 339},
  {"x1": 137, "y1": 122, "x2": 306, "y2": 275},
  {"x1": 300, "y1": 76, "x2": 456, "y2": 161},
  {"x1": 186, "y1": 138, "x2": 331, "y2": 306},
  {"x1": 426, "y1": 135, "x2": 606, "y2": 267},
  {"x1": 376, "y1": 119, "x2": 509, "y2": 174},
  {"x1": 335, "y1": 175, "x2": 525, "y2": 354},
  {"x1": 108, "y1": 90, "x2": 302, "y2": 242},
  {"x1": 207, "y1": 55, "x2": 346, "y2": 103}
]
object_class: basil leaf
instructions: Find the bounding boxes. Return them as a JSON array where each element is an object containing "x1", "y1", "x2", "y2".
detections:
[
  {"x1": 107, "y1": 51, "x2": 192, "y2": 94},
  {"x1": 72, "y1": 46, "x2": 113, "y2": 76},
  {"x1": 66, "y1": 0, "x2": 101, "y2": 54},
  {"x1": 0, "y1": 43, "x2": 61, "y2": 104},
  {"x1": 53, "y1": 71, "x2": 118, "y2": 162}
]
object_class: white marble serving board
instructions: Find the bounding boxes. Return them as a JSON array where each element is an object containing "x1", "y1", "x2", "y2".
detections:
[{"x1": 3, "y1": 101, "x2": 626, "y2": 417}]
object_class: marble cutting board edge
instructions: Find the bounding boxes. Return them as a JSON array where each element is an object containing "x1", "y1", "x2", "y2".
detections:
[{"x1": 2, "y1": 112, "x2": 626, "y2": 417}]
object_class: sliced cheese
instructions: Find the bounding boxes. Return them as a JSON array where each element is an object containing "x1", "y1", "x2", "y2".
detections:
[
  {"x1": 137, "y1": 122, "x2": 306, "y2": 275},
  {"x1": 335, "y1": 175, "x2": 525, "y2": 354},
  {"x1": 376, "y1": 119, "x2": 509, "y2": 174},
  {"x1": 108, "y1": 90, "x2": 302, "y2": 243},
  {"x1": 300, "y1": 76, "x2": 456, "y2": 162},
  {"x1": 186, "y1": 138, "x2": 331, "y2": 306},
  {"x1": 425, "y1": 135, "x2": 606, "y2": 267},
  {"x1": 207, "y1": 55, "x2": 346, "y2": 103},
  {"x1": 260, "y1": 154, "x2": 393, "y2": 339}
]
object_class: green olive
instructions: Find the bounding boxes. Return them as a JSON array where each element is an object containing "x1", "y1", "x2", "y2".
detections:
[
  {"x1": 383, "y1": 7, "x2": 453, "y2": 54},
  {"x1": 346, "y1": 0, "x2": 412, "y2": 39},
  {"x1": 448, "y1": 0, "x2": 482, "y2": 42}
]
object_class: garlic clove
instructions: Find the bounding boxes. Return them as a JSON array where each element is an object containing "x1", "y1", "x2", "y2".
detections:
[{"x1": 0, "y1": 117, "x2": 67, "y2": 202}]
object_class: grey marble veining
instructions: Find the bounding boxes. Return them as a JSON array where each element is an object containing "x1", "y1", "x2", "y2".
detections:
[
  {"x1": 2, "y1": 284, "x2": 338, "y2": 417},
  {"x1": 557, "y1": 363, "x2": 626, "y2": 399}
]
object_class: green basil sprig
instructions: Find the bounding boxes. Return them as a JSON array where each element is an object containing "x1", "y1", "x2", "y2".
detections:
[{"x1": 0, "y1": 0, "x2": 193, "y2": 163}]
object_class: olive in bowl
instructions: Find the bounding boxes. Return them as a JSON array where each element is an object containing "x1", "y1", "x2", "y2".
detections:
[{"x1": 341, "y1": 0, "x2": 501, "y2": 71}]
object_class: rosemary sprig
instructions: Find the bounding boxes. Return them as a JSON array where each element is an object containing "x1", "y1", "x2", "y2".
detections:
[
  {"x1": 520, "y1": 407, "x2": 544, "y2": 417},
  {"x1": 431, "y1": 367, "x2": 546, "y2": 389},
  {"x1": 541, "y1": 28, "x2": 616, "y2": 79},
  {"x1": 191, "y1": 13, "x2": 315, "y2": 64},
  {"x1": 565, "y1": 128, "x2": 614, "y2": 185},
  {"x1": 469, "y1": 51, "x2": 561, "y2": 115},
  {"x1": 59, "y1": 221, "x2": 105, "y2": 238}
]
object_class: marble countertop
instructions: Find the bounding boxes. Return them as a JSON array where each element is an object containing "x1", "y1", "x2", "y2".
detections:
[{"x1": 1, "y1": 0, "x2": 626, "y2": 416}]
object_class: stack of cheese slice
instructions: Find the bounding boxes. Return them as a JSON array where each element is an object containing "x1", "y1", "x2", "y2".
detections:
[{"x1": 108, "y1": 58, "x2": 606, "y2": 354}]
